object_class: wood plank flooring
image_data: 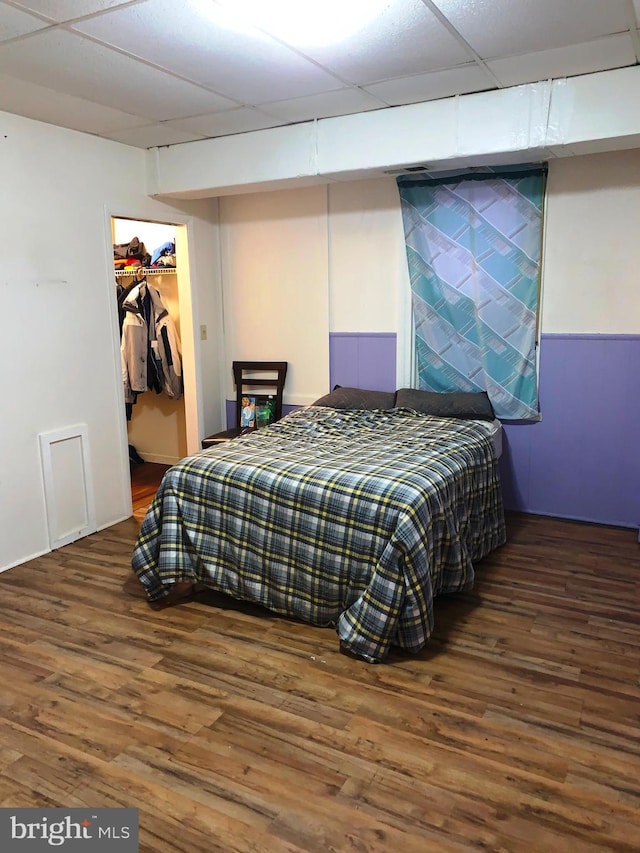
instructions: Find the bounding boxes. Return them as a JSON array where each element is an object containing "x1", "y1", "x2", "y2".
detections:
[
  {"x1": 0, "y1": 467, "x2": 639, "y2": 851},
  {"x1": 130, "y1": 461, "x2": 171, "y2": 522}
]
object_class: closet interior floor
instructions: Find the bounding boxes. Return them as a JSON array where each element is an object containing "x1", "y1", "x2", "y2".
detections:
[{"x1": 130, "y1": 461, "x2": 170, "y2": 522}]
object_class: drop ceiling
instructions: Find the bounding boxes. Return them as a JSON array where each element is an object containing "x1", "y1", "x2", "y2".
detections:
[{"x1": 0, "y1": 0, "x2": 638, "y2": 150}]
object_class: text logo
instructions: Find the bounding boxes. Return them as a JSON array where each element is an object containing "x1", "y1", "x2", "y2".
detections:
[{"x1": 0, "y1": 808, "x2": 138, "y2": 851}]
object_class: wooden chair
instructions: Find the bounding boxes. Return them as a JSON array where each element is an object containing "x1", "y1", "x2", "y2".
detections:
[{"x1": 202, "y1": 361, "x2": 288, "y2": 448}]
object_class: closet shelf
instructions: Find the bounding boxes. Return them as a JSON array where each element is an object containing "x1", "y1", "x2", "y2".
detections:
[{"x1": 115, "y1": 267, "x2": 178, "y2": 278}]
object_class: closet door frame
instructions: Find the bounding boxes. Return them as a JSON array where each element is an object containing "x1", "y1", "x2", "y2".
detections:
[{"x1": 103, "y1": 206, "x2": 203, "y2": 514}]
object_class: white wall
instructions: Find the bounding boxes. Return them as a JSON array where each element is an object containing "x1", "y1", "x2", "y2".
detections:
[
  {"x1": 328, "y1": 178, "x2": 407, "y2": 333},
  {"x1": 216, "y1": 149, "x2": 640, "y2": 409},
  {"x1": 217, "y1": 179, "x2": 412, "y2": 404},
  {"x1": 542, "y1": 150, "x2": 640, "y2": 333},
  {"x1": 219, "y1": 186, "x2": 329, "y2": 405},
  {"x1": 0, "y1": 111, "x2": 221, "y2": 572}
]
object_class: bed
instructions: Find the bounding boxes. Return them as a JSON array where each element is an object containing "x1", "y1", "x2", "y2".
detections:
[{"x1": 131, "y1": 387, "x2": 506, "y2": 663}]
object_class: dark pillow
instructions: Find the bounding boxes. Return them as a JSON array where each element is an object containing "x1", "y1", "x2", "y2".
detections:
[
  {"x1": 312, "y1": 386, "x2": 396, "y2": 410},
  {"x1": 395, "y1": 388, "x2": 495, "y2": 421}
]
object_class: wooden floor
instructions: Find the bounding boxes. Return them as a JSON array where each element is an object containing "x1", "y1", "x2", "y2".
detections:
[
  {"x1": 0, "y1": 468, "x2": 639, "y2": 851},
  {"x1": 130, "y1": 461, "x2": 171, "y2": 522}
]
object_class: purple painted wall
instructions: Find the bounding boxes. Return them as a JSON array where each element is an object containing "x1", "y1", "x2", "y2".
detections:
[
  {"x1": 223, "y1": 332, "x2": 638, "y2": 529},
  {"x1": 327, "y1": 331, "x2": 640, "y2": 530},
  {"x1": 499, "y1": 334, "x2": 640, "y2": 529},
  {"x1": 329, "y1": 333, "x2": 397, "y2": 392}
]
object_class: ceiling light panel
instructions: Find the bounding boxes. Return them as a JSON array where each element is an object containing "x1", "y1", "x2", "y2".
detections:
[
  {"x1": 233, "y1": 0, "x2": 473, "y2": 84},
  {"x1": 212, "y1": 0, "x2": 388, "y2": 48},
  {"x1": 76, "y1": 0, "x2": 346, "y2": 103}
]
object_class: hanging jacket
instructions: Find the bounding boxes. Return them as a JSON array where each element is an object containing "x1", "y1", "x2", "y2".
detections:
[{"x1": 120, "y1": 281, "x2": 182, "y2": 404}]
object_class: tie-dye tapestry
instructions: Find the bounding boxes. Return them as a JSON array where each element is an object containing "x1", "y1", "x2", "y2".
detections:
[{"x1": 397, "y1": 165, "x2": 547, "y2": 421}]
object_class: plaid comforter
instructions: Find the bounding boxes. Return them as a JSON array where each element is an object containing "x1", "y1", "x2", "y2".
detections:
[{"x1": 132, "y1": 407, "x2": 506, "y2": 662}]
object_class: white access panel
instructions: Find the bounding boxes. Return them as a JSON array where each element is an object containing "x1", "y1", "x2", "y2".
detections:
[{"x1": 39, "y1": 425, "x2": 97, "y2": 550}]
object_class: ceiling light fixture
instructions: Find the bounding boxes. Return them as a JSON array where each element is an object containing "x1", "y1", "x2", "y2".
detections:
[{"x1": 211, "y1": 0, "x2": 389, "y2": 48}]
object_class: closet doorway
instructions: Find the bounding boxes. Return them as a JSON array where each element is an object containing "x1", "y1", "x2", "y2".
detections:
[{"x1": 112, "y1": 216, "x2": 196, "y2": 516}]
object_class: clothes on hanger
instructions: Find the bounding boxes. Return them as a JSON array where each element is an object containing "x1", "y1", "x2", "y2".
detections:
[
  {"x1": 116, "y1": 275, "x2": 139, "y2": 335},
  {"x1": 120, "y1": 278, "x2": 183, "y2": 408}
]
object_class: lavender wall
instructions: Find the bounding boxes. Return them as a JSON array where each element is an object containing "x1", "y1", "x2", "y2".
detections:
[
  {"x1": 329, "y1": 333, "x2": 397, "y2": 392},
  {"x1": 328, "y1": 331, "x2": 640, "y2": 530},
  {"x1": 499, "y1": 334, "x2": 640, "y2": 529}
]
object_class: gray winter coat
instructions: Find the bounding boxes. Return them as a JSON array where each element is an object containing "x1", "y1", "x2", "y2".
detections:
[{"x1": 120, "y1": 282, "x2": 182, "y2": 403}]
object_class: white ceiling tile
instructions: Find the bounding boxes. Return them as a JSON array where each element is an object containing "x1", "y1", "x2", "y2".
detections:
[
  {"x1": 363, "y1": 64, "x2": 494, "y2": 105},
  {"x1": 74, "y1": 0, "x2": 345, "y2": 103},
  {"x1": 260, "y1": 89, "x2": 385, "y2": 123},
  {"x1": 0, "y1": 2, "x2": 50, "y2": 40},
  {"x1": 0, "y1": 71, "x2": 149, "y2": 132},
  {"x1": 488, "y1": 34, "x2": 637, "y2": 88},
  {"x1": 0, "y1": 0, "x2": 638, "y2": 150},
  {"x1": 431, "y1": 0, "x2": 630, "y2": 59},
  {"x1": 0, "y1": 28, "x2": 235, "y2": 120},
  {"x1": 166, "y1": 108, "x2": 286, "y2": 138},
  {"x1": 103, "y1": 122, "x2": 207, "y2": 148},
  {"x1": 270, "y1": 0, "x2": 471, "y2": 85},
  {"x1": 8, "y1": 1, "x2": 135, "y2": 22}
]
